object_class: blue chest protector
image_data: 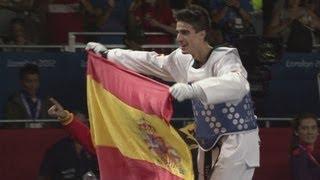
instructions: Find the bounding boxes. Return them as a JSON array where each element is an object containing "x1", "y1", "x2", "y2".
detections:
[{"x1": 191, "y1": 94, "x2": 257, "y2": 151}]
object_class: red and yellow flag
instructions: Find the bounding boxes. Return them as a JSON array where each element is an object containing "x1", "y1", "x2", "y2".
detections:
[{"x1": 86, "y1": 52, "x2": 193, "y2": 180}]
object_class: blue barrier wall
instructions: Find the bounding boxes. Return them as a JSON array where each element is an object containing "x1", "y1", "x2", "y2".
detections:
[{"x1": 263, "y1": 52, "x2": 320, "y2": 117}]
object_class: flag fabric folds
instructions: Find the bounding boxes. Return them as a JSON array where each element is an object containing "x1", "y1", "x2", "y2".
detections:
[{"x1": 86, "y1": 52, "x2": 194, "y2": 180}]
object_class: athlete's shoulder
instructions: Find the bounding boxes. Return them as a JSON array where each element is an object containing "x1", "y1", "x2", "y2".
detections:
[
  {"x1": 214, "y1": 46, "x2": 238, "y2": 54},
  {"x1": 172, "y1": 48, "x2": 187, "y2": 55},
  {"x1": 209, "y1": 46, "x2": 238, "y2": 62},
  {"x1": 170, "y1": 48, "x2": 193, "y2": 59}
]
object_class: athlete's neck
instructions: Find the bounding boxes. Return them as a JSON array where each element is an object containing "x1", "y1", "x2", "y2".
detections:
[{"x1": 193, "y1": 44, "x2": 213, "y2": 67}]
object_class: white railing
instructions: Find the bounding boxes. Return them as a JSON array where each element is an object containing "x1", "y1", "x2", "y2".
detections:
[
  {"x1": 0, "y1": 44, "x2": 65, "y2": 50},
  {"x1": 66, "y1": 31, "x2": 178, "y2": 52}
]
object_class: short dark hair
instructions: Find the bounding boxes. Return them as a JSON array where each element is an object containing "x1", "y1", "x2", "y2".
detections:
[
  {"x1": 19, "y1": 63, "x2": 39, "y2": 80},
  {"x1": 175, "y1": 5, "x2": 211, "y2": 36}
]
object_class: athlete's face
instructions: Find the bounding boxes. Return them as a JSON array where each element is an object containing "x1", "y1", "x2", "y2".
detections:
[
  {"x1": 176, "y1": 21, "x2": 206, "y2": 55},
  {"x1": 297, "y1": 118, "x2": 319, "y2": 145}
]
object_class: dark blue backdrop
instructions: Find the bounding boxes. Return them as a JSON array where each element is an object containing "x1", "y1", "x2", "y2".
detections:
[
  {"x1": 0, "y1": 52, "x2": 87, "y2": 118},
  {"x1": 263, "y1": 52, "x2": 320, "y2": 117}
]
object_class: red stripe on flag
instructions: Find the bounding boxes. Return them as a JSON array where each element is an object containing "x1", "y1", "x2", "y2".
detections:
[
  {"x1": 96, "y1": 146, "x2": 183, "y2": 180},
  {"x1": 86, "y1": 52, "x2": 173, "y2": 122}
]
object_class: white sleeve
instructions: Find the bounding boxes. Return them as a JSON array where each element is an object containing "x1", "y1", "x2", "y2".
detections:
[
  {"x1": 192, "y1": 49, "x2": 250, "y2": 105},
  {"x1": 107, "y1": 48, "x2": 175, "y2": 81}
]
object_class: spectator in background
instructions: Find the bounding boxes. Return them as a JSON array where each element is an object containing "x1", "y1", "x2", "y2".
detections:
[
  {"x1": 210, "y1": 0, "x2": 255, "y2": 45},
  {"x1": 87, "y1": 0, "x2": 132, "y2": 45},
  {"x1": 265, "y1": 0, "x2": 320, "y2": 53},
  {"x1": 10, "y1": 18, "x2": 28, "y2": 43},
  {"x1": 0, "y1": 17, "x2": 45, "y2": 52},
  {"x1": 44, "y1": 0, "x2": 99, "y2": 44},
  {"x1": 125, "y1": 0, "x2": 176, "y2": 53},
  {"x1": 0, "y1": 1, "x2": 20, "y2": 41},
  {"x1": 308, "y1": 0, "x2": 320, "y2": 47},
  {"x1": 315, "y1": 0, "x2": 320, "y2": 15},
  {"x1": 290, "y1": 113, "x2": 320, "y2": 180},
  {"x1": 0, "y1": 0, "x2": 45, "y2": 46},
  {"x1": 38, "y1": 114, "x2": 99, "y2": 180},
  {"x1": 7, "y1": 18, "x2": 33, "y2": 45},
  {"x1": 3, "y1": 63, "x2": 51, "y2": 128}
]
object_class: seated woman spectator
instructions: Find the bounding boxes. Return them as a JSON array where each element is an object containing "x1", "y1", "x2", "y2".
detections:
[{"x1": 290, "y1": 113, "x2": 320, "y2": 180}]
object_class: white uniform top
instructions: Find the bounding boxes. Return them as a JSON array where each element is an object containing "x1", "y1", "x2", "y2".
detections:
[
  {"x1": 108, "y1": 47, "x2": 250, "y2": 105},
  {"x1": 107, "y1": 47, "x2": 260, "y2": 170}
]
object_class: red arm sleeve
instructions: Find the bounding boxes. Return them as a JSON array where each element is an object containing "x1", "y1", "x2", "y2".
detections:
[{"x1": 63, "y1": 116, "x2": 96, "y2": 155}]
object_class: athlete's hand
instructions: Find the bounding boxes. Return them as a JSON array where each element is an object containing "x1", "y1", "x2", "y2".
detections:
[
  {"x1": 169, "y1": 83, "x2": 196, "y2": 102},
  {"x1": 85, "y1": 42, "x2": 108, "y2": 56}
]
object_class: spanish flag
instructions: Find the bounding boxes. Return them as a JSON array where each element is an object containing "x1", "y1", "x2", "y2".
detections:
[{"x1": 86, "y1": 52, "x2": 193, "y2": 180}]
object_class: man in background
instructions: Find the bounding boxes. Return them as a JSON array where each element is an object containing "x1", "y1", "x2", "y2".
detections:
[{"x1": 3, "y1": 63, "x2": 51, "y2": 128}]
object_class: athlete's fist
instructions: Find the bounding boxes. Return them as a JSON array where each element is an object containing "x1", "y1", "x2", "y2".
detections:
[
  {"x1": 85, "y1": 42, "x2": 108, "y2": 56},
  {"x1": 169, "y1": 83, "x2": 196, "y2": 102}
]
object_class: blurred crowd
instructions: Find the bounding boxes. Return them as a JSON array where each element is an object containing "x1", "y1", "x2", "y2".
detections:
[
  {"x1": 0, "y1": 0, "x2": 262, "y2": 47},
  {"x1": 0, "y1": 0, "x2": 319, "y2": 54}
]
